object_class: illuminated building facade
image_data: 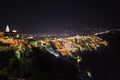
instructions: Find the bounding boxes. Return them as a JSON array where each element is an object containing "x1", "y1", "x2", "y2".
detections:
[
  {"x1": 6, "y1": 25, "x2": 10, "y2": 32},
  {"x1": 4, "y1": 25, "x2": 21, "y2": 38},
  {"x1": 0, "y1": 32, "x2": 4, "y2": 37}
]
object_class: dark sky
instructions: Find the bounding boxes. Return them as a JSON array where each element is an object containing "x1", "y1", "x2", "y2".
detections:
[{"x1": 0, "y1": 0, "x2": 120, "y2": 33}]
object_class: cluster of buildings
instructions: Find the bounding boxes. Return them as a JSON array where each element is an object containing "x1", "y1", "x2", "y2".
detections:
[
  {"x1": 36, "y1": 35, "x2": 108, "y2": 60},
  {"x1": 0, "y1": 25, "x2": 20, "y2": 38}
]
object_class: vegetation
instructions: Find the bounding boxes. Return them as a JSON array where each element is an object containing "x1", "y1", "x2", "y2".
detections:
[{"x1": 0, "y1": 46, "x2": 92, "y2": 80}]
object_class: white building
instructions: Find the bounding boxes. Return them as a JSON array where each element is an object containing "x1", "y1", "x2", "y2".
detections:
[{"x1": 6, "y1": 25, "x2": 10, "y2": 32}]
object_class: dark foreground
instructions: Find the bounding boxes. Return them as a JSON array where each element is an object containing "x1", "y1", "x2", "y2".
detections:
[{"x1": 83, "y1": 31, "x2": 120, "y2": 80}]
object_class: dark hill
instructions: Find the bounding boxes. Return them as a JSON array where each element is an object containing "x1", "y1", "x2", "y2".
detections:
[{"x1": 82, "y1": 31, "x2": 120, "y2": 80}]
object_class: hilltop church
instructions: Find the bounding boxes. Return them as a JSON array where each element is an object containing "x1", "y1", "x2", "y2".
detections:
[{"x1": 0, "y1": 25, "x2": 20, "y2": 38}]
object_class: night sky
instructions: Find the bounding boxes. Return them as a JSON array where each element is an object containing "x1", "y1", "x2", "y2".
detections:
[{"x1": 0, "y1": 0, "x2": 120, "y2": 33}]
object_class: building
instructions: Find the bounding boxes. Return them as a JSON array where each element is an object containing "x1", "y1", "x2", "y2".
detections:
[
  {"x1": 6, "y1": 25, "x2": 10, "y2": 32},
  {"x1": 0, "y1": 32, "x2": 4, "y2": 37},
  {"x1": 4, "y1": 25, "x2": 21, "y2": 38}
]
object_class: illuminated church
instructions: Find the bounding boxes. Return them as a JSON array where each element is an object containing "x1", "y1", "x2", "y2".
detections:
[{"x1": 0, "y1": 25, "x2": 20, "y2": 38}]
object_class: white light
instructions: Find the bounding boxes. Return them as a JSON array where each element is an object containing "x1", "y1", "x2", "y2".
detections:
[
  {"x1": 16, "y1": 34, "x2": 19, "y2": 38},
  {"x1": 12, "y1": 30, "x2": 17, "y2": 33},
  {"x1": 6, "y1": 25, "x2": 10, "y2": 32},
  {"x1": 54, "y1": 53, "x2": 60, "y2": 57},
  {"x1": 27, "y1": 36, "x2": 33, "y2": 39}
]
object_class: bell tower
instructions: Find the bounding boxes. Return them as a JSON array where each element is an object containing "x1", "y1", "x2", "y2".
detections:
[{"x1": 6, "y1": 25, "x2": 10, "y2": 32}]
